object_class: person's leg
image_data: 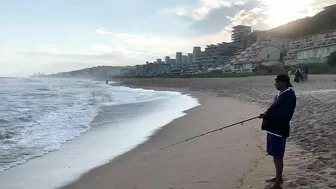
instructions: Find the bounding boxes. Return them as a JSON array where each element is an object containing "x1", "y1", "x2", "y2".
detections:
[
  {"x1": 265, "y1": 134, "x2": 286, "y2": 185},
  {"x1": 271, "y1": 136, "x2": 286, "y2": 189},
  {"x1": 265, "y1": 133, "x2": 277, "y2": 182},
  {"x1": 273, "y1": 157, "x2": 284, "y2": 186},
  {"x1": 265, "y1": 157, "x2": 284, "y2": 183}
]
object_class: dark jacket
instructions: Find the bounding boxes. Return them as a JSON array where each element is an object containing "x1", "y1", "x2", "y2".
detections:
[{"x1": 261, "y1": 88, "x2": 296, "y2": 137}]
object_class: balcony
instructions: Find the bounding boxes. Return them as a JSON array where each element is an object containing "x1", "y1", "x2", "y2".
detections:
[{"x1": 324, "y1": 38, "x2": 336, "y2": 45}]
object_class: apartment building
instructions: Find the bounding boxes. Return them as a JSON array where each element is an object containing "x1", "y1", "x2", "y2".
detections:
[
  {"x1": 192, "y1": 47, "x2": 202, "y2": 62},
  {"x1": 285, "y1": 29, "x2": 336, "y2": 65},
  {"x1": 187, "y1": 53, "x2": 193, "y2": 65},
  {"x1": 192, "y1": 42, "x2": 239, "y2": 72},
  {"x1": 232, "y1": 25, "x2": 252, "y2": 55},
  {"x1": 175, "y1": 52, "x2": 183, "y2": 67},
  {"x1": 230, "y1": 36, "x2": 289, "y2": 72}
]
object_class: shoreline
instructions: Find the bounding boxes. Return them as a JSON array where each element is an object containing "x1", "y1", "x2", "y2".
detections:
[
  {"x1": 62, "y1": 86, "x2": 276, "y2": 189},
  {"x1": 62, "y1": 75, "x2": 336, "y2": 189},
  {"x1": 0, "y1": 85, "x2": 199, "y2": 189}
]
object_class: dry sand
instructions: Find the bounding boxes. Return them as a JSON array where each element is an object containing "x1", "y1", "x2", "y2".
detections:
[
  {"x1": 115, "y1": 75, "x2": 336, "y2": 189},
  {"x1": 63, "y1": 75, "x2": 336, "y2": 189}
]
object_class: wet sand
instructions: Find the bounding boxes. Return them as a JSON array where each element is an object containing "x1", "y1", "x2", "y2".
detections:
[
  {"x1": 62, "y1": 90, "x2": 270, "y2": 189},
  {"x1": 63, "y1": 75, "x2": 336, "y2": 189}
]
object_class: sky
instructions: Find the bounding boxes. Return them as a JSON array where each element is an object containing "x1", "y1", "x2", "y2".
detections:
[{"x1": 0, "y1": 0, "x2": 334, "y2": 76}]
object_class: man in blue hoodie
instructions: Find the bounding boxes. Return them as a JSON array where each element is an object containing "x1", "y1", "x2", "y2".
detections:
[{"x1": 259, "y1": 74, "x2": 296, "y2": 189}]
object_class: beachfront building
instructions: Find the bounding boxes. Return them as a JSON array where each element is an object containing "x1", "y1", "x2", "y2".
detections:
[
  {"x1": 242, "y1": 30, "x2": 263, "y2": 50},
  {"x1": 284, "y1": 29, "x2": 336, "y2": 65},
  {"x1": 175, "y1": 52, "x2": 182, "y2": 68},
  {"x1": 156, "y1": 59, "x2": 163, "y2": 64},
  {"x1": 135, "y1": 64, "x2": 147, "y2": 76},
  {"x1": 192, "y1": 42, "x2": 239, "y2": 72},
  {"x1": 164, "y1": 56, "x2": 177, "y2": 66},
  {"x1": 182, "y1": 55, "x2": 188, "y2": 66},
  {"x1": 135, "y1": 61, "x2": 170, "y2": 76},
  {"x1": 232, "y1": 25, "x2": 252, "y2": 55},
  {"x1": 229, "y1": 36, "x2": 289, "y2": 72},
  {"x1": 232, "y1": 25, "x2": 252, "y2": 44},
  {"x1": 187, "y1": 53, "x2": 193, "y2": 65},
  {"x1": 168, "y1": 58, "x2": 176, "y2": 66},
  {"x1": 192, "y1": 47, "x2": 202, "y2": 62},
  {"x1": 164, "y1": 56, "x2": 170, "y2": 64}
]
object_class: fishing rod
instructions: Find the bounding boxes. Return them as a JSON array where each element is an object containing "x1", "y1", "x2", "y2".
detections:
[{"x1": 159, "y1": 116, "x2": 259, "y2": 150}]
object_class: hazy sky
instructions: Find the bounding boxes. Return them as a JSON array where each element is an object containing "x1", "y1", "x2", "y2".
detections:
[{"x1": 0, "y1": 0, "x2": 334, "y2": 76}]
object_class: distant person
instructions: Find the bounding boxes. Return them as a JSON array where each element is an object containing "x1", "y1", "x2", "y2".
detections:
[
  {"x1": 301, "y1": 69, "x2": 305, "y2": 82},
  {"x1": 287, "y1": 69, "x2": 292, "y2": 76},
  {"x1": 299, "y1": 68, "x2": 304, "y2": 82},
  {"x1": 304, "y1": 66, "x2": 308, "y2": 81},
  {"x1": 106, "y1": 80, "x2": 109, "y2": 84},
  {"x1": 259, "y1": 74, "x2": 296, "y2": 189},
  {"x1": 294, "y1": 68, "x2": 300, "y2": 83}
]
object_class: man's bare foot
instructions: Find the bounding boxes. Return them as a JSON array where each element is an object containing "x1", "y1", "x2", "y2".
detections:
[{"x1": 265, "y1": 178, "x2": 283, "y2": 183}]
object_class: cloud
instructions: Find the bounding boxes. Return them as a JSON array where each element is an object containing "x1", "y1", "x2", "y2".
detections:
[
  {"x1": 234, "y1": 1, "x2": 245, "y2": 6},
  {"x1": 190, "y1": 0, "x2": 262, "y2": 34},
  {"x1": 162, "y1": 0, "x2": 336, "y2": 35},
  {"x1": 161, "y1": 0, "x2": 266, "y2": 35},
  {"x1": 96, "y1": 28, "x2": 134, "y2": 38},
  {"x1": 94, "y1": 28, "x2": 232, "y2": 58},
  {"x1": 96, "y1": 28, "x2": 114, "y2": 35},
  {"x1": 227, "y1": 7, "x2": 269, "y2": 30},
  {"x1": 161, "y1": 0, "x2": 233, "y2": 20}
]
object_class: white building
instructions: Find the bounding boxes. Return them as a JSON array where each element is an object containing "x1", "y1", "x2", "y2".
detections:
[
  {"x1": 230, "y1": 36, "x2": 289, "y2": 72},
  {"x1": 284, "y1": 30, "x2": 336, "y2": 65}
]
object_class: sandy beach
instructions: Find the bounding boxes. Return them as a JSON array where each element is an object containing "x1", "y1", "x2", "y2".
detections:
[{"x1": 62, "y1": 75, "x2": 336, "y2": 189}]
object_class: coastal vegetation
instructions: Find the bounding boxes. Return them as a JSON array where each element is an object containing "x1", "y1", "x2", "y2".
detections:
[{"x1": 327, "y1": 51, "x2": 336, "y2": 66}]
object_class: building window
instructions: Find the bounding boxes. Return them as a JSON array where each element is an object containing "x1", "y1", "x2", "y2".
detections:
[
  {"x1": 318, "y1": 49, "x2": 322, "y2": 57},
  {"x1": 313, "y1": 49, "x2": 318, "y2": 57},
  {"x1": 309, "y1": 50, "x2": 313, "y2": 58}
]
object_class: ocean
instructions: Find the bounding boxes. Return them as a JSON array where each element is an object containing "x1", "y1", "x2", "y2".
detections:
[{"x1": 0, "y1": 77, "x2": 199, "y2": 189}]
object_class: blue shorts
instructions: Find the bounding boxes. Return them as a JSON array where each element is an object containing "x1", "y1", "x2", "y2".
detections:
[{"x1": 267, "y1": 133, "x2": 286, "y2": 158}]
